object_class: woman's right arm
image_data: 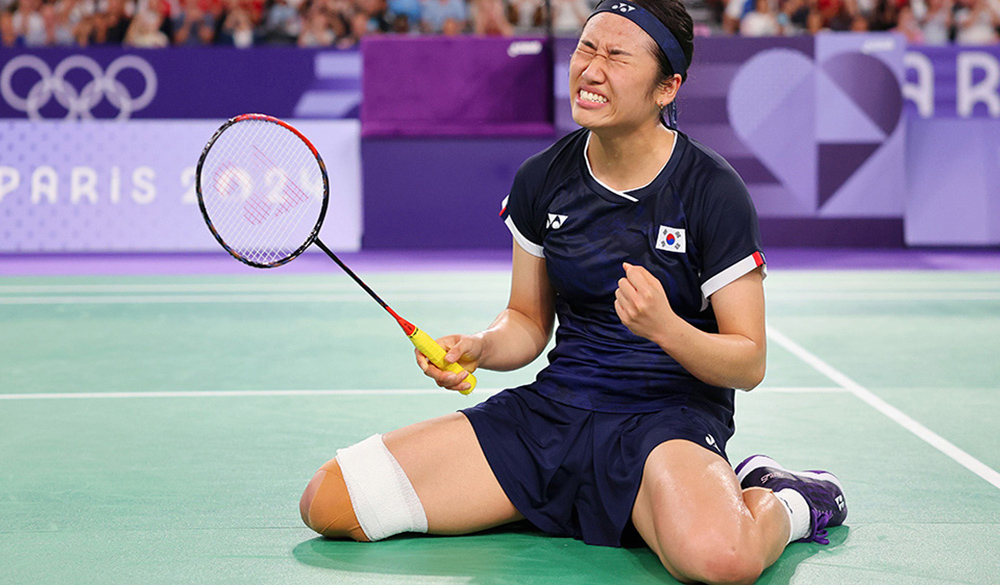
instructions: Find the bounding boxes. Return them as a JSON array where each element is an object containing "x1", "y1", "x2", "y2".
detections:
[
  {"x1": 479, "y1": 241, "x2": 556, "y2": 370},
  {"x1": 416, "y1": 242, "x2": 556, "y2": 391}
]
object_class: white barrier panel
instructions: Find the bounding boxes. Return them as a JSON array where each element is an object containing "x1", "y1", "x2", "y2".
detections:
[{"x1": 0, "y1": 119, "x2": 361, "y2": 252}]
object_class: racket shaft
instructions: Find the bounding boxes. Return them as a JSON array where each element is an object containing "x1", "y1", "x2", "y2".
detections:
[
  {"x1": 408, "y1": 328, "x2": 476, "y2": 395},
  {"x1": 313, "y1": 239, "x2": 474, "y2": 394}
]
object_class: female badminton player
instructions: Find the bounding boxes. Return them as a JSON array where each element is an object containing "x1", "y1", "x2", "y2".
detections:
[{"x1": 299, "y1": 0, "x2": 847, "y2": 582}]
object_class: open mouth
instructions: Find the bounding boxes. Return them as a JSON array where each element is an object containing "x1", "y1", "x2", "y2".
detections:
[{"x1": 579, "y1": 89, "x2": 608, "y2": 104}]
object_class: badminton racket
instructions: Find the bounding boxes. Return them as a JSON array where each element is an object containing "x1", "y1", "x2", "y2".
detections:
[{"x1": 195, "y1": 113, "x2": 476, "y2": 394}]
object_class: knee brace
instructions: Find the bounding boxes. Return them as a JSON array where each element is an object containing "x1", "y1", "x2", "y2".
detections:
[{"x1": 336, "y1": 434, "x2": 428, "y2": 541}]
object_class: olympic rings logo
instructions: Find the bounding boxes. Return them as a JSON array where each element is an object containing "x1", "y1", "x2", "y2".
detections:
[{"x1": 0, "y1": 55, "x2": 157, "y2": 120}]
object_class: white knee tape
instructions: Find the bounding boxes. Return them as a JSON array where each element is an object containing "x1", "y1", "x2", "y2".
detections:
[{"x1": 336, "y1": 434, "x2": 428, "y2": 541}]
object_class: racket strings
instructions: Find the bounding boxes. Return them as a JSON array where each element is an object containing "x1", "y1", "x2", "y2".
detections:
[
  {"x1": 203, "y1": 124, "x2": 274, "y2": 259},
  {"x1": 213, "y1": 122, "x2": 313, "y2": 264},
  {"x1": 252, "y1": 144, "x2": 320, "y2": 263},
  {"x1": 200, "y1": 119, "x2": 325, "y2": 266},
  {"x1": 226, "y1": 141, "x2": 304, "y2": 263}
]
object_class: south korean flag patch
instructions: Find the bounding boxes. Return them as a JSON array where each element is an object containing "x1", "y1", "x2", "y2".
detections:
[{"x1": 656, "y1": 225, "x2": 686, "y2": 253}]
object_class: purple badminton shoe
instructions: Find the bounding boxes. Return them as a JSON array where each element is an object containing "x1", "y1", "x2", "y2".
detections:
[{"x1": 735, "y1": 455, "x2": 847, "y2": 545}]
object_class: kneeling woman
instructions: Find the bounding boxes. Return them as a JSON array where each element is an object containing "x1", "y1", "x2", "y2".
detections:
[{"x1": 299, "y1": 1, "x2": 846, "y2": 583}]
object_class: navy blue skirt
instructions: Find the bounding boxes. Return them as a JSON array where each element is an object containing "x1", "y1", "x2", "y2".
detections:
[{"x1": 462, "y1": 385, "x2": 733, "y2": 547}]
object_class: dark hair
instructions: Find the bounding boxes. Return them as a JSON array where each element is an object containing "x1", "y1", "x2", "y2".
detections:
[
  {"x1": 629, "y1": 0, "x2": 693, "y2": 126},
  {"x1": 631, "y1": 0, "x2": 694, "y2": 83}
]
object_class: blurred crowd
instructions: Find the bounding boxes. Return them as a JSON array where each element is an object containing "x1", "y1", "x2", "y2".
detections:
[
  {"x1": 1, "y1": 0, "x2": 998, "y2": 48},
  {"x1": 714, "y1": 0, "x2": 1000, "y2": 43}
]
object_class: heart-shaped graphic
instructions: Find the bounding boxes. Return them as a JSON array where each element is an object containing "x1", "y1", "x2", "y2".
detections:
[
  {"x1": 728, "y1": 49, "x2": 816, "y2": 213},
  {"x1": 816, "y1": 52, "x2": 902, "y2": 209},
  {"x1": 728, "y1": 48, "x2": 902, "y2": 213}
]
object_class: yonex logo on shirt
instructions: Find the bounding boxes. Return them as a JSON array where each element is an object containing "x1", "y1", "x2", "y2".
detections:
[
  {"x1": 656, "y1": 225, "x2": 686, "y2": 253},
  {"x1": 547, "y1": 213, "x2": 569, "y2": 229}
]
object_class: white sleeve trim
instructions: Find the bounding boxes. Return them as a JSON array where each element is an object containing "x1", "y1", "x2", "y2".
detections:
[
  {"x1": 504, "y1": 215, "x2": 544, "y2": 257},
  {"x1": 701, "y1": 253, "x2": 767, "y2": 301}
]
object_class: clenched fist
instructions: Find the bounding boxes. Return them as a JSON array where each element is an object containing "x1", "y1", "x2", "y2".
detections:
[{"x1": 614, "y1": 262, "x2": 679, "y2": 344}]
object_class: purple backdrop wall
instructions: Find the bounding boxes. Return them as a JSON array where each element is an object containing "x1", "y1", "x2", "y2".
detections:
[
  {"x1": 362, "y1": 36, "x2": 1000, "y2": 249},
  {"x1": 361, "y1": 37, "x2": 553, "y2": 137},
  {"x1": 363, "y1": 33, "x2": 910, "y2": 249},
  {"x1": 905, "y1": 119, "x2": 1000, "y2": 246},
  {"x1": 901, "y1": 45, "x2": 1000, "y2": 245},
  {"x1": 0, "y1": 48, "x2": 361, "y2": 121},
  {"x1": 905, "y1": 44, "x2": 1000, "y2": 119},
  {"x1": 0, "y1": 48, "x2": 364, "y2": 253},
  {"x1": 361, "y1": 136, "x2": 553, "y2": 249},
  {"x1": 3, "y1": 39, "x2": 999, "y2": 252}
]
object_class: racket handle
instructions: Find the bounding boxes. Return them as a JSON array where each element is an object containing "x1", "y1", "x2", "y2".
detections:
[{"x1": 408, "y1": 328, "x2": 477, "y2": 395}]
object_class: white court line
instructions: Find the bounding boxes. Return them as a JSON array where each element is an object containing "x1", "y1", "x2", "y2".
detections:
[
  {"x1": 4, "y1": 292, "x2": 1000, "y2": 305},
  {"x1": 0, "y1": 386, "x2": 839, "y2": 401},
  {"x1": 768, "y1": 326, "x2": 1000, "y2": 491},
  {"x1": 0, "y1": 281, "x2": 505, "y2": 294},
  {"x1": 767, "y1": 281, "x2": 1000, "y2": 292},
  {"x1": 0, "y1": 292, "x2": 504, "y2": 305},
  {"x1": 752, "y1": 386, "x2": 846, "y2": 393},
  {"x1": 0, "y1": 388, "x2": 499, "y2": 400},
  {"x1": 766, "y1": 292, "x2": 1000, "y2": 301}
]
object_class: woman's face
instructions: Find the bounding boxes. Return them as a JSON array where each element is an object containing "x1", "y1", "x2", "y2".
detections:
[{"x1": 569, "y1": 13, "x2": 675, "y2": 133}]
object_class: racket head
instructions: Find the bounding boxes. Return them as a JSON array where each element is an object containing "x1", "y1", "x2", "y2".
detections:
[{"x1": 196, "y1": 114, "x2": 330, "y2": 268}]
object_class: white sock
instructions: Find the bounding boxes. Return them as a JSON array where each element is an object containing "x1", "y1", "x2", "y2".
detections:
[{"x1": 772, "y1": 488, "x2": 810, "y2": 544}]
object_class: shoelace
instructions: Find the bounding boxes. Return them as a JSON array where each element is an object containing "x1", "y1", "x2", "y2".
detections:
[{"x1": 808, "y1": 509, "x2": 835, "y2": 545}]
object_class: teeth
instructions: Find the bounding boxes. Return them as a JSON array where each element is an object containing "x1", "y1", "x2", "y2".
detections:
[{"x1": 580, "y1": 90, "x2": 608, "y2": 104}]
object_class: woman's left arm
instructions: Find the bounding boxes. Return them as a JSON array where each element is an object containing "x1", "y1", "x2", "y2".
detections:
[{"x1": 614, "y1": 263, "x2": 766, "y2": 390}]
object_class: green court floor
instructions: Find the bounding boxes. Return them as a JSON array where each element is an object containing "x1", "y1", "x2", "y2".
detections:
[{"x1": 1, "y1": 267, "x2": 998, "y2": 584}]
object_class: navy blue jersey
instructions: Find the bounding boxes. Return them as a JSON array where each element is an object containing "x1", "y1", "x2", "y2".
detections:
[{"x1": 500, "y1": 128, "x2": 766, "y2": 417}]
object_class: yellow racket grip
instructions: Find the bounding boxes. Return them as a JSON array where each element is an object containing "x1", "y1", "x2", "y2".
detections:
[{"x1": 408, "y1": 328, "x2": 477, "y2": 395}]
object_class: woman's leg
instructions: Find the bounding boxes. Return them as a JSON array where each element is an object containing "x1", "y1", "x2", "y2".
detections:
[
  {"x1": 300, "y1": 411, "x2": 523, "y2": 540},
  {"x1": 630, "y1": 440, "x2": 790, "y2": 585},
  {"x1": 382, "y1": 411, "x2": 524, "y2": 534}
]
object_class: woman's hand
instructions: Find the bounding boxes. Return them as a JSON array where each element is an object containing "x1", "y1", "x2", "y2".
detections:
[
  {"x1": 614, "y1": 262, "x2": 767, "y2": 390},
  {"x1": 413, "y1": 242, "x2": 555, "y2": 391},
  {"x1": 415, "y1": 334, "x2": 483, "y2": 393},
  {"x1": 614, "y1": 262, "x2": 679, "y2": 344}
]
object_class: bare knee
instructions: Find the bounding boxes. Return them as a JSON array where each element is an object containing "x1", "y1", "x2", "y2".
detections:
[
  {"x1": 299, "y1": 459, "x2": 369, "y2": 542},
  {"x1": 299, "y1": 462, "x2": 332, "y2": 527},
  {"x1": 662, "y1": 528, "x2": 763, "y2": 585}
]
